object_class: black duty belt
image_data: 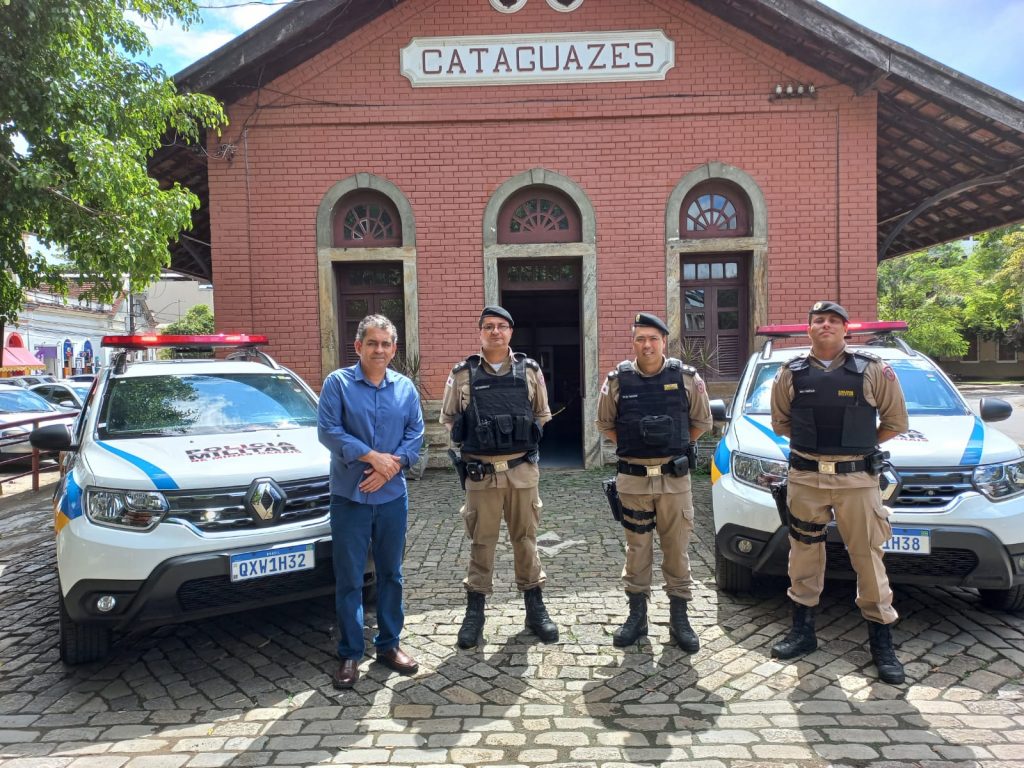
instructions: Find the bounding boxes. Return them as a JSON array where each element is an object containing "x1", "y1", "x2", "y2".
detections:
[
  {"x1": 789, "y1": 454, "x2": 868, "y2": 475},
  {"x1": 616, "y1": 458, "x2": 685, "y2": 478}
]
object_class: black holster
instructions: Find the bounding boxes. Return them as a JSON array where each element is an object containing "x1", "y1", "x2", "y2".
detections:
[
  {"x1": 602, "y1": 478, "x2": 623, "y2": 522},
  {"x1": 686, "y1": 441, "x2": 698, "y2": 471},
  {"x1": 865, "y1": 448, "x2": 890, "y2": 475},
  {"x1": 770, "y1": 480, "x2": 789, "y2": 527},
  {"x1": 448, "y1": 448, "x2": 468, "y2": 490}
]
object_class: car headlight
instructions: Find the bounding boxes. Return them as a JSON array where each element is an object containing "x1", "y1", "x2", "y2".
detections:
[
  {"x1": 732, "y1": 451, "x2": 789, "y2": 491},
  {"x1": 85, "y1": 488, "x2": 169, "y2": 530},
  {"x1": 973, "y1": 459, "x2": 1024, "y2": 501}
]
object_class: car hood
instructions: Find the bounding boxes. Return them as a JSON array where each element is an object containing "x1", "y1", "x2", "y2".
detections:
[
  {"x1": 731, "y1": 413, "x2": 1023, "y2": 468},
  {"x1": 81, "y1": 427, "x2": 329, "y2": 490}
]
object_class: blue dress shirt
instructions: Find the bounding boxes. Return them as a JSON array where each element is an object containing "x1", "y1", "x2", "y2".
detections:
[{"x1": 317, "y1": 363, "x2": 424, "y2": 505}]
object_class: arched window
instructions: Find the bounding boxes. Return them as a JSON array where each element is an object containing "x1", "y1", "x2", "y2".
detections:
[
  {"x1": 332, "y1": 191, "x2": 402, "y2": 247},
  {"x1": 680, "y1": 181, "x2": 751, "y2": 238},
  {"x1": 497, "y1": 186, "x2": 582, "y2": 244}
]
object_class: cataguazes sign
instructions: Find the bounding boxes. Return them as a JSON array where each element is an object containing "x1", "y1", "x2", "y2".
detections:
[{"x1": 400, "y1": 30, "x2": 674, "y2": 87}]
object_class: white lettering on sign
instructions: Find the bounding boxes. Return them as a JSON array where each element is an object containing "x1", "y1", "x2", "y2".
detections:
[{"x1": 401, "y1": 30, "x2": 674, "y2": 87}]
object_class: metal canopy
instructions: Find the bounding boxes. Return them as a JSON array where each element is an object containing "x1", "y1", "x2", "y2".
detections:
[{"x1": 151, "y1": 0, "x2": 1024, "y2": 280}]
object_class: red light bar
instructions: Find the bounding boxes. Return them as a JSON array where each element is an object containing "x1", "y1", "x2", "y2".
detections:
[
  {"x1": 757, "y1": 321, "x2": 908, "y2": 338},
  {"x1": 101, "y1": 334, "x2": 269, "y2": 349}
]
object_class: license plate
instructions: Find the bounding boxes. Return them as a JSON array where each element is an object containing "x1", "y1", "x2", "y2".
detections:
[
  {"x1": 229, "y1": 543, "x2": 315, "y2": 582},
  {"x1": 882, "y1": 527, "x2": 931, "y2": 555}
]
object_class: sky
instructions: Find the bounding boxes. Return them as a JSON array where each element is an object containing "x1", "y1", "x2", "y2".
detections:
[{"x1": 143, "y1": 0, "x2": 1024, "y2": 100}]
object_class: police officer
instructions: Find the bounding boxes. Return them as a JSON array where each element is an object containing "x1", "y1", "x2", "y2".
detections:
[
  {"x1": 441, "y1": 306, "x2": 557, "y2": 648},
  {"x1": 596, "y1": 313, "x2": 712, "y2": 651},
  {"x1": 770, "y1": 301, "x2": 909, "y2": 685}
]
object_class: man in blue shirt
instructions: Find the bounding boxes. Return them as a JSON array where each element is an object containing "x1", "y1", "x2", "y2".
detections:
[{"x1": 318, "y1": 314, "x2": 424, "y2": 689}]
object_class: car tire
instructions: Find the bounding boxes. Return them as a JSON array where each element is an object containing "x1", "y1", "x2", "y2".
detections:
[
  {"x1": 715, "y1": 547, "x2": 753, "y2": 593},
  {"x1": 978, "y1": 586, "x2": 1024, "y2": 612},
  {"x1": 58, "y1": 586, "x2": 111, "y2": 665}
]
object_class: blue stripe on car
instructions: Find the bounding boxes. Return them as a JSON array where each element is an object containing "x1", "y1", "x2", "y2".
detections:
[
  {"x1": 958, "y1": 416, "x2": 985, "y2": 466},
  {"x1": 96, "y1": 442, "x2": 179, "y2": 490},
  {"x1": 743, "y1": 416, "x2": 791, "y2": 460},
  {"x1": 713, "y1": 438, "x2": 731, "y2": 476},
  {"x1": 63, "y1": 472, "x2": 84, "y2": 520}
]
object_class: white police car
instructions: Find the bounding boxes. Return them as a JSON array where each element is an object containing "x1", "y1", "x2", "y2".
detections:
[
  {"x1": 32, "y1": 334, "x2": 341, "y2": 664},
  {"x1": 711, "y1": 322, "x2": 1024, "y2": 611}
]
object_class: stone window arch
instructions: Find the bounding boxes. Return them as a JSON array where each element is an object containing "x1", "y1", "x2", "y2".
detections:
[
  {"x1": 497, "y1": 186, "x2": 582, "y2": 244},
  {"x1": 316, "y1": 173, "x2": 418, "y2": 381},
  {"x1": 483, "y1": 168, "x2": 601, "y2": 467},
  {"x1": 332, "y1": 191, "x2": 402, "y2": 247},
  {"x1": 665, "y1": 162, "x2": 767, "y2": 379}
]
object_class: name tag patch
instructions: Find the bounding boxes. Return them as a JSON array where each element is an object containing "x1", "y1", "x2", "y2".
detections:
[
  {"x1": 664, "y1": 383, "x2": 679, "y2": 390},
  {"x1": 837, "y1": 389, "x2": 854, "y2": 397}
]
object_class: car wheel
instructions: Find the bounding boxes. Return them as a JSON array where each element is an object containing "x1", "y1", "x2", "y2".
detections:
[
  {"x1": 58, "y1": 586, "x2": 111, "y2": 664},
  {"x1": 978, "y1": 585, "x2": 1024, "y2": 612},
  {"x1": 715, "y1": 547, "x2": 753, "y2": 593}
]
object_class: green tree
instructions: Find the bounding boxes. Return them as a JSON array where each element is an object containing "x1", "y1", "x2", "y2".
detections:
[
  {"x1": 0, "y1": 0, "x2": 226, "y2": 331},
  {"x1": 961, "y1": 228, "x2": 1024, "y2": 344},
  {"x1": 162, "y1": 303, "x2": 214, "y2": 335}
]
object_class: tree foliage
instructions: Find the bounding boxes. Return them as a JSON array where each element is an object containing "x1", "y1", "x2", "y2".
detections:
[
  {"x1": 0, "y1": 0, "x2": 226, "y2": 327},
  {"x1": 162, "y1": 303, "x2": 214, "y2": 335},
  {"x1": 878, "y1": 225, "x2": 1024, "y2": 357}
]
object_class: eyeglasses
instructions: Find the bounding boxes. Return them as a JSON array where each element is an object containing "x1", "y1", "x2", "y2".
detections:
[{"x1": 481, "y1": 324, "x2": 511, "y2": 333}]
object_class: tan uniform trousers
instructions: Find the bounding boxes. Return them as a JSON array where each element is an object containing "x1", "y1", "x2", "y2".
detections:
[
  {"x1": 787, "y1": 482, "x2": 898, "y2": 624},
  {"x1": 619, "y1": 488, "x2": 695, "y2": 600},
  {"x1": 461, "y1": 483, "x2": 545, "y2": 595}
]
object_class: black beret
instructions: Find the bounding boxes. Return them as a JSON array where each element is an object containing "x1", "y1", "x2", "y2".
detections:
[
  {"x1": 479, "y1": 305, "x2": 514, "y2": 327},
  {"x1": 808, "y1": 301, "x2": 849, "y2": 322},
  {"x1": 632, "y1": 312, "x2": 669, "y2": 335}
]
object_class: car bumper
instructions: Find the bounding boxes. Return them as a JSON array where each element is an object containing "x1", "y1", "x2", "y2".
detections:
[
  {"x1": 716, "y1": 522, "x2": 1024, "y2": 590},
  {"x1": 62, "y1": 536, "x2": 342, "y2": 630}
]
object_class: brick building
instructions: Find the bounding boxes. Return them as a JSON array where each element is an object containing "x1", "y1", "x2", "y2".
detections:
[{"x1": 154, "y1": 0, "x2": 1024, "y2": 466}]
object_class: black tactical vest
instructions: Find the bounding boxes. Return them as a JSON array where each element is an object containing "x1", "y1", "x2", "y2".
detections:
[
  {"x1": 613, "y1": 359, "x2": 691, "y2": 459},
  {"x1": 788, "y1": 352, "x2": 879, "y2": 456},
  {"x1": 459, "y1": 353, "x2": 541, "y2": 455}
]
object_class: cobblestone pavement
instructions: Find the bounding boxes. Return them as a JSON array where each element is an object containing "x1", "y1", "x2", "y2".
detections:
[{"x1": 2, "y1": 469, "x2": 1024, "y2": 768}]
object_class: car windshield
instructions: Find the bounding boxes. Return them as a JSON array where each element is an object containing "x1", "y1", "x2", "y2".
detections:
[
  {"x1": 97, "y1": 373, "x2": 318, "y2": 438},
  {"x1": 0, "y1": 389, "x2": 57, "y2": 414},
  {"x1": 741, "y1": 356, "x2": 969, "y2": 417}
]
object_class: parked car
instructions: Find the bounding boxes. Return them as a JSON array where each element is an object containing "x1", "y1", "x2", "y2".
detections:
[
  {"x1": 4, "y1": 374, "x2": 58, "y2": 388},
  {"x1": 0, "y1": 384, "x2": 75, "y2": 457},
  {"x1": 31, "y1": 333, "x2": 366, "y2": 664},
  {"x1": 30, "y1": 382, "x2": 92, "y2": 410},
  {"x1": 711, "y1": 321, "x2": 1024, "y2": 611},
  {"x1": 67, "y1": 374, "x2": 97, "y2": 383}
]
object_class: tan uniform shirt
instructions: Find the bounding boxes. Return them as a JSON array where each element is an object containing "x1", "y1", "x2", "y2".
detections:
[
  {"x1": 770, "y1": 348, "x2": 909, "y2": 489},
  {"x1": 440, "y1": 348, "x2": 552, "y2": 488},
  {"x1": 596, "y1": 358, "x2": 713, "y2": 495}
]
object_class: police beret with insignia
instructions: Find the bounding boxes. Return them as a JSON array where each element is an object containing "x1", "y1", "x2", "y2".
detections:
[
  {"x1": 808, "y1": 301, "x2": 849, "y2": 323},
  {"x1": 632, "y1": 312, "x2": 669, "y2": 335},
  {"x1": 479, "y1": 305, "x2": 514, "y2": 327}
]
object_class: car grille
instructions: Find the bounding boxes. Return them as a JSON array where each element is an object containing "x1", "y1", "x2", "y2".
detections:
[
  {"x1": 177, "y1": 560, "x2": 335, "y2": 612},
  {"x1": 893, "y1": 469, "x2": 974, "y2": 511},
  {"x1": 825, "y1": 542, "x2": 979, "y2": 578},
  {"x1": 164, "y1": 477, "x2": 330, "y2": 531}
]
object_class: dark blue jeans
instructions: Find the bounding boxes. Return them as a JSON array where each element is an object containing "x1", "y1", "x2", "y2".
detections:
[{"x1": 330, "y1": 493, "x2": 408, "y2": 661}]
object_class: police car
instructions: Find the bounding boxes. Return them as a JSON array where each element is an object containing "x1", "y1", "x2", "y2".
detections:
[
  {"x1": 711, "y1": 322, "x2": 1024, "y2": 611},
  {"x1": 31, "y1": 334, "x2": 343, "y2": 664}
]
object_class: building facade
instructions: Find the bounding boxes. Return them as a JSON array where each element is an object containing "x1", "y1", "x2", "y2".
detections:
[{"x1": 160, "y1": 0, "x2": 1024, "y2": 466}]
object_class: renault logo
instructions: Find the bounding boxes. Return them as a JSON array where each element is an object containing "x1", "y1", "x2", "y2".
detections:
[{"x1": 246, "y1": 479, "x2": 285, "y2": 524}]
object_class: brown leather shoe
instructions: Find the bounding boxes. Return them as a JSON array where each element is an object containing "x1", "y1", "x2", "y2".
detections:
[
  {"x1": 376, "y1": 646, "x2": 419, "y2": 675},
  {"x1": 332, "y1": 658, "x2": 359, "y2": 689}
]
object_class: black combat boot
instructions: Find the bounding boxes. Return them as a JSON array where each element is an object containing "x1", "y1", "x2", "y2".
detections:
[
  {"x1": 867, "y1": 620, "x2": 906, "y2": 685},
  {"x1": 668, "y1": 595, "x2": 700, "y2": 653},
  {"x1": 457, "y1": 591, "x2": 486, "y2": 649},
  {"x1": 613, "y1": 592, "x2": 648, "y2": 647},
  {"x1": 523, "y1": 587, "x2": 559, "y2": 643},
  {"x1": 770, "y1": 601, "x2": 817, "y2": 659}
]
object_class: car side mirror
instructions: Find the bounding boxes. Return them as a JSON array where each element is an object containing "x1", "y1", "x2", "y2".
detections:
[
  {"x1": 58, "y1": 400, "x2": 77, "y2": 410},
  {"x1": 31, "y1": 423, "x2": 75, "y2": 452},
  {"x1": 710, "y1": 399, "x2": 728, "y2": 421},
  {"x1": 979, "y1": 397, "x2": 1013, "y2": 423}
]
